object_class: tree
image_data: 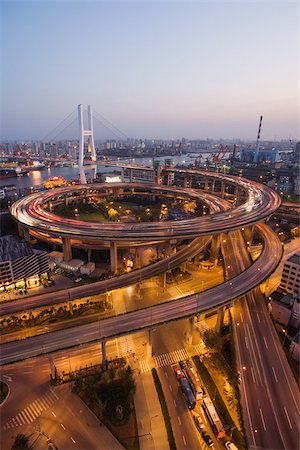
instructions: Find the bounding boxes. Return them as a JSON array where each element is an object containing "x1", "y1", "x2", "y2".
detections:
[{"x1": 11, "y1": 434, "x2": 32, "y2": 449}]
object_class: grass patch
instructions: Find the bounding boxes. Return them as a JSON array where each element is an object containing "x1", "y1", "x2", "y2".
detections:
[
  {"x1": 0, "y1": 381, "x2": 9, "y2": 404},
  {"x1": 193, "y1": 356, "x2": 246, "y2": 449},
  {"x1": 72, "y1": 358, "x2": 138, "y2": 450},
  {"x1": 151, "y1": 368, "x2": 176, "y2": 450}
]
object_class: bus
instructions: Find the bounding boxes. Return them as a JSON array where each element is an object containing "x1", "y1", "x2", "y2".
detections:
[
  {"x1": 202, "y1": 396, "x2": 225, "y2": 439},
  {"x1": 183, "y1": 364, "x2": 204, "y2": 400},
  {"x1": 179, "y1": 377, "x2": 196, "y2": 409},
  {"x1": 174, "y1": 366, "x2": 196, "y2": 409}
]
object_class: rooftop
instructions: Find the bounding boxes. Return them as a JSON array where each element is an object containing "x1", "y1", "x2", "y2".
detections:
[
  {"x1": 0, "y1": 235, "x2": 33, "y2": 262},
  {"x1": 288, "y1": 252, "x2": 300, "y2": 265}
]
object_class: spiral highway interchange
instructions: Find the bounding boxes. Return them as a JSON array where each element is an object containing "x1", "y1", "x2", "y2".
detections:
[{"x1": 2, "y1": 170, "x2": 284, "y2": 363}]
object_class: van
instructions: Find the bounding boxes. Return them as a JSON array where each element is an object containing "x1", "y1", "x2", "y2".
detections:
[{"x1": 225, "y1": 442, "x2": 239, "y2": 450}]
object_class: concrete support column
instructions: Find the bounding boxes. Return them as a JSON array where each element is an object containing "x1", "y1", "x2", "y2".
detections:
[
  {"x1": 180, "y1": 261, "x2": 187, "y2": 272},
  {"x1": 194, "y1": 254, "x2": 200, "y2": 267},
  {"x1": 101, "y1": 340, "x2": 107, "y2": 370},
  {"x1": 17, "y1": 224, "x2": 24, "y2": 238},
  {"x1": 65, "y1": 196, "x2": 69, "y2": 206},
  {"x1": 183, "y1": 175, "x2": 189, "y2": 188},
  {"x1": 234, "y1": 186, "x2": 241, "y2": 205},
  {"x1": 110, "y1": 241, "x2": 118, "y2": 274},
  {"x1": 87, "y1": 248, "x2": 91, "y2": 263},
  {"x1": 221, "y1": 181, "x2": 225, "y2": 197},
  {"x1": 23, "y1": 229, "x2": 31, "y2": 243},
  {"x1": 215, "y1": 306, "x2": 225, "y2": 333},
  {"x1": 161, "y1": 271, "x2": 167, "y2": 289},
  {"x1": 165, "y1": 241, "x2": 171, "y2": 257},
  {"x1": 211, "y1": 179, "x2": 216, "y2": 192},
  {"x1": 243, "y1": 226, "x2": 254, "y2": 247},
  {"x1": 147, "y1": 329, "x2": 153, "y2": 358},
  {"x1": 49, "y1": 355, "x2": 56, "y2": 381},
  {"x1": 210, "y1": 235, "x2": 221, "y2": 267},
  {"x1": 129, "y1": 168, "x2": 133, "y2": 183},
  {"x1": 62, "y1": 237, "x2": 72, "y2": 262},
  {"x1": 186, "y1": 317, "x2": 195, "y2": 345},
  {"x1": 121, "y1": 167, "x2": 124, "y2": 182},
  {"x1": 204, "y1": 178, "x2": 209, "y2": 190}
]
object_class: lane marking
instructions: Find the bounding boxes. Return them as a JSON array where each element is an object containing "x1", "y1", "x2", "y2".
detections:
[
  {"x1": 251, "y1": 367, "x2": 256, "y2": 384},
  {"x1": 259, "y1": 408, "x2": 266, "y2": 431},
  {"x1": 256, "y1": 313, "x2": 261, "y2": 323},
  {"x1": 165, "y1": 371, "x2": 168, "y2": 378},
  {"x1": 51, "y1": 411, "x2": 56, "y2": 418},
  {"x1": 240, "y1": 311, "x2": 243, "y2": 322},
  {"x1": 182, "y1": 435, "x2": 186, "y2": 446},
  {"x1": 245, "y1": 336, "x2": 249, "y2": 349},
  {"x1": 71, "y1": 437, "x2": 76, "y2": 443},
  {"x1": 272, "y1": 367, "x2": 278, "y2": 383},
  {"x1": 61, "y1": 423, "x2": 66, "y2": 430},
  {"x1": 169, "y1": 385, "x2": 173, "y2": 392},
  {"x1": 284, "y1": 407, "x2": 293, "y2": 429},
  {"x1": 263, "y1": 337, "x2": 268, "y2": 350},
  {"x1": 178, "y1": 415, "x2": 181, "y2": 425},
  {"x1": 173, "y1": 399, "x2": 177, "y2": 407}
]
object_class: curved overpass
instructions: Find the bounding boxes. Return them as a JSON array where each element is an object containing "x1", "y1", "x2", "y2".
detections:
[
  {"x1": 0, "y1": 222, "x2": 282, "y2": 364},
  {"x1": 10, "y1": 173, "x2": 281, "y2": 242}
]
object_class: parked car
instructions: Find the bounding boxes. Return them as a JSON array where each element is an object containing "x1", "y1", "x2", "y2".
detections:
[
  {"x1": 192, "y1": 412, "x2": 205, "y2": 430},
  {"x1": 201, "y1": 431, "x2": 214, "y2": 447}
]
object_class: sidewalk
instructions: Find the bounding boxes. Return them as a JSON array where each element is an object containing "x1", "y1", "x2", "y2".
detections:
[{"x1": 134, "y1": 368, "x2": 169, "y2": 450}]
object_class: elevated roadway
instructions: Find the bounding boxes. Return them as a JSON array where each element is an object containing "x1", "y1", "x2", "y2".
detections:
[
  {"x1": 0, "y1": 222, "x2": 282, "y2": 365},
  {"x1": 10, "y1": 173, "x2": 281, "y2": 242}
]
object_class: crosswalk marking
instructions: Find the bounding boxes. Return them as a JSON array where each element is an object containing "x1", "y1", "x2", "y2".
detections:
[
  {"x1": 2, "y1": 389, "x2": 59, "y2": 430},
  {"x1": 154, "y1": 348, "x2": 190, "y2": 368},
  {"x1": 137, "y1": 344, "x2": 206, "y2": 373},
  {"x1": 139, "y1": 360, "x2": 150, "y2": 373}
]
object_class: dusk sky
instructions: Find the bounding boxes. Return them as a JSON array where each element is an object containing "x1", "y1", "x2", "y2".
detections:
[{"x1": 1, "y1": 0, "x2": 299, "y2": 141}]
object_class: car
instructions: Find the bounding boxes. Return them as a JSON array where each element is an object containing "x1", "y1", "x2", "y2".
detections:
[
  {"x1": 74, "y1": 277, "x2": 82, "y2": 283},
  {"x1": 179, "y1": 360, "x2": 186, "y2": 370},
  {"x1": 237, "y1": 371, "x2": 241, "y2": 384},
  {"x1": 201, "y1": 431, "x2": 214, "y2": 447},
  {"x1": 192, "y1": 412, "x2": 205, "y2": 430},
  {"x1": 225, "y1": 441, "x2": 239, "y2": 450},
  {"x1": 174, "y1": 366, "x2": 182, "y2": 380}
]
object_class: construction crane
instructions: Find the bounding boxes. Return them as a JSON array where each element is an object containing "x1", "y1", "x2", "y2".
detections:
[{"x1": 212, "y1": 144, "x2": 228, "y2": 166}]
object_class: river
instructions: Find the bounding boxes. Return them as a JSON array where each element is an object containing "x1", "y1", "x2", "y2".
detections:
[{"x1": 0, "y1": 154, "x2": 206, "y2": 190}]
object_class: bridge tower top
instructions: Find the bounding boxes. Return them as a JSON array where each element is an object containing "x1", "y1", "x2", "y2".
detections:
[{"x1": 78, "y1": 104, "x2": 96, "y2": 184}]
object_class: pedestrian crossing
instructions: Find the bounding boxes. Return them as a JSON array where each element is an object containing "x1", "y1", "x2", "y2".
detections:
[
  {"x1": 139, "y1": 359, "x2": 151, "y2": 373},
  {"x1": 154, "y1": 348, "x2": 190, "y2": 368},
  {"x1": 2, "y1": 389, "x2": 59, "y2": 430},
  {"x1": 138, "y1": 344, "x2": 205, "y2": 373}
]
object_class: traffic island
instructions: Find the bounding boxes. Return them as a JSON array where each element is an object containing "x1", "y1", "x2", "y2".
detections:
[{"x1": 71, "y1": 357, "x2": 139, "y2": 450}]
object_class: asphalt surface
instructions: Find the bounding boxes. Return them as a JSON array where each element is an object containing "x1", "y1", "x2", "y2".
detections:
[{"x1": 223, "y1": 230, "x2": 300, "y2": 450}]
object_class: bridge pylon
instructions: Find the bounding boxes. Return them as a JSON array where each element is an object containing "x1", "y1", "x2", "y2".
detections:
[{"x1": 78, "y1": 104, "x2": 97, "y2": 184}]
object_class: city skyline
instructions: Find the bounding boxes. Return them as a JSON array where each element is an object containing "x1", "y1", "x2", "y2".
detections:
[{"x1": 1, "y1": 1, "x2": 299, "y2": 141}]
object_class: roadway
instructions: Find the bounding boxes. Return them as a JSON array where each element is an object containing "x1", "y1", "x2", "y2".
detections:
[
  {"x1": 0, "y1": 222, "x2": 283, "y2": 365},
  {"x1": 0, "y1": 235, "x2": 212, "y2": 316},
  {"x1": 10, "y1": 173, "x2": 281, "y2": 241},
  {"x1": 223, "y1": 230, "x2": 300, "y2": 450}
]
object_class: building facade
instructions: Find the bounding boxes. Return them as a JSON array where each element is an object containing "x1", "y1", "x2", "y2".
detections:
[{"x1": 0, "y1": 235, "x2": 49, "y2": 289}]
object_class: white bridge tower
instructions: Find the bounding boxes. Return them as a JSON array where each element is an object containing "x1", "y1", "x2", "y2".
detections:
[{"x1": 78, "y1": 104, "x2": 97, "y2": 184}]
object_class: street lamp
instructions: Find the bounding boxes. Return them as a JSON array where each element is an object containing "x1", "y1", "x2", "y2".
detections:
[{"x1": 282, "y1": 328, "x2": 288, "y2": 346}]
